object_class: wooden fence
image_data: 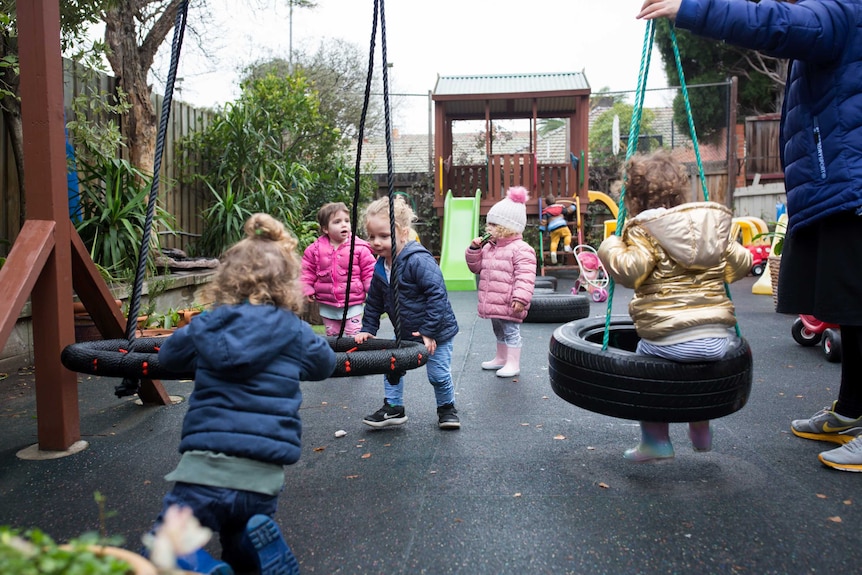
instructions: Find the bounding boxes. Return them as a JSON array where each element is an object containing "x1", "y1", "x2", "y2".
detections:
[{"x1": 0, "y1": 59, "x2": 213, "y2": 258}]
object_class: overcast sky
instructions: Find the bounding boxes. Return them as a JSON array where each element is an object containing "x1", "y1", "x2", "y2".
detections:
[{"x1": 166, "y1": 0, "x2": 671, "y2": 133}]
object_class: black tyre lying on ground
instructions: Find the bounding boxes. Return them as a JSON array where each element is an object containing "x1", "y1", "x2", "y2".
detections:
[
  {"x1": 525, "y1": 294, "x2": 590, "y2": 323},
  {"x1": 535, "y1": 276, "x2": 558, "y2": 290},
  {"x1": 548, "y1": 316, "x2": 753, "y2": 422}
]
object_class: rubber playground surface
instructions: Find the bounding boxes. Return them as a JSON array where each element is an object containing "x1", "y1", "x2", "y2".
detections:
[{"x1": 1, "y1": 274, "x2": 859, "y2": 574}]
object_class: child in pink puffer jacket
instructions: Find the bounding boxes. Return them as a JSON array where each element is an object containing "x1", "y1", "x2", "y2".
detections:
[
  {"x1": 465, "y1": 187, "x2": 537, "y2": 377},
  {"x1": 302, "y1": 202, "x2": 376, "y2": 336}
]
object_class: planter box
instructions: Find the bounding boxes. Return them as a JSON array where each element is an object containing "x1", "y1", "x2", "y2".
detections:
[{"x1": 1, "y1": 271, "x2": 214, "y2": 372}]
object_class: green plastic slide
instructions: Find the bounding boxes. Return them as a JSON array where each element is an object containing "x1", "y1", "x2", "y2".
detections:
[{"x1": 440, "y1": 189, "x2": 481, "y2": 291}]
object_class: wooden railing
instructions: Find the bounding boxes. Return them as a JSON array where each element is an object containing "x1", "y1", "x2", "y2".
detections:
[{"x1": 435, "y1": 156, "x2": 573, "y2": 215}]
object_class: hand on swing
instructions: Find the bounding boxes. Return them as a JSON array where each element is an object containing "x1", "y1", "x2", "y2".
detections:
[
  {"x1": 413, "y1": 332, "x2": 436, "y2": 354},
  {"x1": 354, "y1": 332, "x2": 374, "y2": 344},
  {"x1": 637, "y1": 0, "x2": 682, "y2": 20}
]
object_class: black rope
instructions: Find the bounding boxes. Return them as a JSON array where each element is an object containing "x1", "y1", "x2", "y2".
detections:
[
  {"x1": 379, "y1": 0, "x2": 403, "y2": 346},
  {"x1": 341, "y1": 0, "x2": 379, "y2": 340},
  {"x1": 116, "y1": 0, "x2": 189, "y2": 397},
  {"x1": 348, "y1": 0, "x2": 402, "y2": 347}
]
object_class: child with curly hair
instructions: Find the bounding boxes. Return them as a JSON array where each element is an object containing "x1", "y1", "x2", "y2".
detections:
[
  {"x1": 302, "y1": 202, "x2": 376, "y2": 337},
  {"x1": 466, "y1": 186, "x2": 537, "y2": 378},
  {"x1": 155, "y1": 213, "x2": 336, "y2": 574},
  {"x1": 355, "y1": 196, "x2": 461, "y2": 430},
  {"x1": 598, "y1": 150, "x2": 751, "y2": 462}
]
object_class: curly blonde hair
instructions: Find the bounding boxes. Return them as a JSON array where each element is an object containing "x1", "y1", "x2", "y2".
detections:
[
  {"x1": 202, "y1": 213, "x2": 304, "y2": 313},
  {"x1": 623, "y1": 149, "x2": 689, "y2": 217}
]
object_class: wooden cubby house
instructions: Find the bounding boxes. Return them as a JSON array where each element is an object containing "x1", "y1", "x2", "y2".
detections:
[{"x1": 431, "y1": 72, "x2": 591, "y2": 219}]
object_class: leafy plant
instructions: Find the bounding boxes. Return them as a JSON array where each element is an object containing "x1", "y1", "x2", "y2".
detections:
[
  {"x1": 0, "y1": 527, "x2": 131, "y2": 575},
  {"x1": 753, "y1": 224, "x2": 786, "y2": 256},
  {"x1": 74, "y1": 153, "x2": 177, "y2": 277}
]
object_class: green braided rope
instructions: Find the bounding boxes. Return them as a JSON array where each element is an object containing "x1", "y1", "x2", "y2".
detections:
[
  {"x1": 668, "y1": 22, "x2": 708, "y2": 202},
  {"x1": 667, "y1": 22, "x2": 739, "y2": 336},
  {"x1": 602, "y1": 20, "x2": 655, "y2": 350}
]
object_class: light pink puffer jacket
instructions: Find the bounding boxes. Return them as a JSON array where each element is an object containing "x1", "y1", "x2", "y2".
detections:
[
  {"x1": 301, "y1": 235, "x2": 376, "y2": 308},
  {"x1": 465, "y1": 235, "x2": 537, "y2": 322}
]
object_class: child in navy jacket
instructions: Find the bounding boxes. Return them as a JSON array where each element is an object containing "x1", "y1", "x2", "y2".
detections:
[
  {"x1": 155, "y1": 213, "x2": 336, "y2": 574},
  {"x1": 354, "y1": 196, "x2": 461, "y2": 430}
]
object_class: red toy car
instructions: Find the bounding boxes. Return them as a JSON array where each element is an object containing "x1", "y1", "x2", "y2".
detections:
[
  {"x1": 792, "y1": 314, "x2": 841, "y2": 363},
  {"x1": 746, "y1": 244, "x2": 771, "y2": 276}
]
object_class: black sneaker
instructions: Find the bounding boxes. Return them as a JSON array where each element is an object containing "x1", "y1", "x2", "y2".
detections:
[
  {"x1": 363, "y1": 400, "x2": 407, "y2": 428},
  {"x1": 437, "y1": 403, "x2": 461, "y2": 430}
]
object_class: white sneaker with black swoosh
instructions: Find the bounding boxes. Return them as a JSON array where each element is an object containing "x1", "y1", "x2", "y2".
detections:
[{"x1": 363, "y1": 400, "x2": 407, "y2": 428}]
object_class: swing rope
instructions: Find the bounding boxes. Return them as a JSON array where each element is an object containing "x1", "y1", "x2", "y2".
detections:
[
  {"x1": 602, "y1": 19, "x2": 738, "y2": 351},
  {"x1": 115, "y1": 0, "x2": 189, "y2": 396},
  {"x1": 340, "y1": 0, "x2": 404, "y2": 346}
]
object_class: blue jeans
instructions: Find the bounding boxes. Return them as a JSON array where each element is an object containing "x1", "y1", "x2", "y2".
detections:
[
  {"x1": 491, "y1": 318, "x2": 522, "y2": 348},
  {"x1": 384, "y1": 337, "x2": 454, "y2": 407},
  {"x1": 155, "y1": 482, "x2": 279, "y2": 571}
]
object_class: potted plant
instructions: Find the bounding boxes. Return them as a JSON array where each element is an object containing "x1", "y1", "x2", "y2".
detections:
[
  {"x1": 753, "y1": 215, "x2": 787, "y2": 309},
  {"x1": 0, "y1": 526, "x2": 157, "y2": 575}
]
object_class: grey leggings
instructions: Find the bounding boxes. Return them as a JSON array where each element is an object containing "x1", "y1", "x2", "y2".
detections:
[{"x1": 491, "y1": 318, "x2": 522, "y2": 348}]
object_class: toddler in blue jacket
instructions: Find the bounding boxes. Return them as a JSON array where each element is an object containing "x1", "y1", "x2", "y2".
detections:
[
  {"x1": 354, "y1": 196, "x2": 461, "y2": 430},
  {"x1": 153, "y1": 213, "x2": 336, "y2": 575}
]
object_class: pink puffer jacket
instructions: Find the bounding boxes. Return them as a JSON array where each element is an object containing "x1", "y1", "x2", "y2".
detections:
[
  {"x1": 465, "y1": 235, "x2": 537, "y2": 322},
  {"x1": 301, "y1": 235, "x2": 376, "y2": 308}
]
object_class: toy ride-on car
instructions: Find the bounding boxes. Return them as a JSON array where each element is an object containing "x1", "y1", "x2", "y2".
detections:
[{"x1": 791, "y1": 314, "x2": 841, "y2": 363}]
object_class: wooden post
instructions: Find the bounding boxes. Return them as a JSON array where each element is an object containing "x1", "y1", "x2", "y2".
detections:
[{"x1": 17, "y1": 0, "x2": 81, "y2": 450}]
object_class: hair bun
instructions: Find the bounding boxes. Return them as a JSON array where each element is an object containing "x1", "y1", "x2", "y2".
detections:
[
  {"x1": 507, "y1": 186, "x2": 529, "y2": 204},
  {"x1": 245, "y1": 213, "x2": 286, "y2": 241}
]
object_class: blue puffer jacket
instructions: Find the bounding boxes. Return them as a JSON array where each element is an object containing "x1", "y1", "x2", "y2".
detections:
[
  {"x1": 159, "y1": 303, "x2": 336, "y2": 465},
  {"x1": 361, "y1": 241, "x2": 459, "y2": 343},
  {"x1": 676, "y1": 0, "x2": 862, "y2": 233}
]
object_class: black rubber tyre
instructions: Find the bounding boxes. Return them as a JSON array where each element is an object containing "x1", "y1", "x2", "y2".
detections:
[
  {"x1": 823, "y1": 329, "x2": 842, "y2": 363},
  {"x1": 548, "y1": 316, "x2": 753, "y2": 422},
  {"x1": 525, "y1": 294, "x2": 590, "y2": 324},
  {"x1": 791, "y1": 317, "x2": 822, "y2": 346},
  {"x1": 535, "y1": 276, "x2": 558, "y2": 290},
  {"x1": 61, "y1": 336, "x2": 428, "y2": 380},
  {"x1": 326, "y1": 337, "x2": 429, "y2": 377},
  {"x1": 61, "y1": 337, "x2": 192, "y2": 380},
  {"x1": 750, "y1": 262, "x2": 765, "y2": 277}
]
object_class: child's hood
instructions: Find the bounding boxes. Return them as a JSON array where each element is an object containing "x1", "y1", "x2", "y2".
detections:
[
  {"x1": 185, "y1": 303, "x2": 302, "y2": 378},
  {"x1": 631, "y1": 201, "x2": 733, "y2": 269}
]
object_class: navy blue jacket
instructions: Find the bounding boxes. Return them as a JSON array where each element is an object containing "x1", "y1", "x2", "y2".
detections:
[
  {"x1": 159, "y1": 303, "x2": 336, "y2": 465},
  {"x1": 361, "y1": 241, "x2": 459, "y2": 343},
  {"x1": 677, "y1": 0, "x2": 862, "y2": 233}
]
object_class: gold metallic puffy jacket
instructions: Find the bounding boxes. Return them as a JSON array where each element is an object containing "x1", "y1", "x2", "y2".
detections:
[{"x1": 597, "y1": 202, "x2": 752, "y2": 341}]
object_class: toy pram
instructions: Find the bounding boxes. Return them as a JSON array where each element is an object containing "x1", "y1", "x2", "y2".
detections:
[{"x1": 570, "y1": 244, "x2": 609, "y2": 302}]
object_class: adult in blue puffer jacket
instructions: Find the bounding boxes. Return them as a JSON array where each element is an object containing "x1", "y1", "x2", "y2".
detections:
[
  {"x1": 638, "y1": 0, "x2": 862, "y2": 472},
  {"x1": 153, "y1": 213, "x2": 336, "y2": 574}
]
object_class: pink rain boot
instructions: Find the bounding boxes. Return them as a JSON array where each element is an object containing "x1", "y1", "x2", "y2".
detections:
[
  {"x1": 482, "y1": 343, "x2": 508, "y2": 370},
  {"x1": 496, "y1": 347, "x2": 521, "y2": 378},
  {"x1": 689, "y1": 421, "x2": 712, "y2": 452},
  {"x1": 624, "y1": 422, "x2": 674, "y2": 462}
]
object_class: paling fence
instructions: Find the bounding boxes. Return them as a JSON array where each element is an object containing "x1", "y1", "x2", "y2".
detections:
[{"x1": 0, "y1": 59, "x2": 214, "y2": 259}]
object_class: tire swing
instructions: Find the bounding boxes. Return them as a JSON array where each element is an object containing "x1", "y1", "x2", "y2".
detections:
[
  {"x1": 62, "y1": 0, "x2": 427, "y2": 388},
  {"x1": 547, "y1": 20, "x2": 753, "y2": 422}
]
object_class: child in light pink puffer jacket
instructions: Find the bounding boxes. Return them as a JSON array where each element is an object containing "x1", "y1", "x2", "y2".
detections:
[{"x1": 465, "y1": 186, "x2": 537, "y2": 377}]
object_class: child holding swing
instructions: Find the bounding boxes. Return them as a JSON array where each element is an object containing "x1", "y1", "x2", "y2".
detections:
[
  {"x1": 355, "y1": 196, "x2": 461, "y2": 430},
  {"x1": 155, "y1": 213, "x2": 336, "y2": 573},
  {"x1": 598, "y1": 150, "x2": 751, "y2": 462}
]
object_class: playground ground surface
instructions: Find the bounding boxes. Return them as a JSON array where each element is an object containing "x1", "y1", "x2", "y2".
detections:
[{"x1": 1, "y1": 273, "x2": 859, "y2": 574}]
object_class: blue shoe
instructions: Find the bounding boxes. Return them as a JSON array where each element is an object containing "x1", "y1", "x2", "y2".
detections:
[
  {"x1": 243, "y1": 515, "x2": 300, "y2": 575},
  {"x1": 176, "y1": 548, "x2": 235, "y2": 575}
]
